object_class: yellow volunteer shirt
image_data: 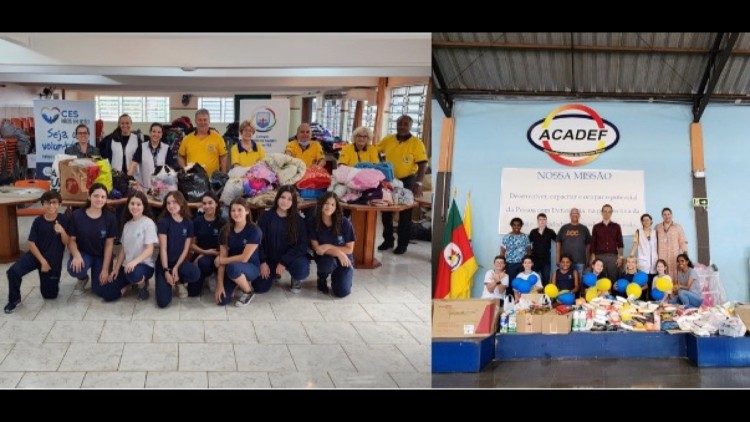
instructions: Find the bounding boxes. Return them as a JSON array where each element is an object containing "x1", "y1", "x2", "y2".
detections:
[
  {"x1": 178, "y1": 130, "x2": 228, "y2": 175},
  {"x1": 231, "y1": 141, "x2": 266, "y2": 167},
  {"x1": 285, "y1": 140, "x2": 324, "y2": 167},
  {"x1": 376, "y1": 134, "x2": 427, "y2": 179},
  {"x1": 338, "y1": 143, "x2": 380, "y2": 167}
]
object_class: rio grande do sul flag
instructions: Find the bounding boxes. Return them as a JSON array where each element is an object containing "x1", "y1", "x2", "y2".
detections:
[{"x1": 434, "y1": 199, "x2": 478, "y2": 299}]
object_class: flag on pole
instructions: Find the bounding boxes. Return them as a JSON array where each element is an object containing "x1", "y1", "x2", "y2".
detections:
[
  {"x1": 434, "y1": 199, "x2": 478, "y2": 299},
  {"x1": 464, "y1": 191, "x2": 472, "y2": 241}
]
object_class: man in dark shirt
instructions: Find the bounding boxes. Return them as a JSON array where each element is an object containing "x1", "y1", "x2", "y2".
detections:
[
  {"x1": 528, "y1": 213, "x2": 556, "y2": 285},
  {"x1": 557, "y1": 208, "x2": 591, "y2": 275},
  {"x1": 590, "y1": 204, "x2": 624, "y2": 280}
]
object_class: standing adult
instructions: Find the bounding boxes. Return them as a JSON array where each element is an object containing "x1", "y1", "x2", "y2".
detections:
[
  {"x1": 338, "y1": 126, "x2": 379, "y2": 167},
  {"x1": 375, "y1": 115, "x2": 428, "y2": 255},
  {"x1": 528, "y1": 213, "x2": 556, "y2": 285},
  {"x1": 500, "y1": 217, "x2": 531, "y2": 283},
  {"x1": 630, "y1": 213, "x2": 658, "y2": 282},
  {"x1": 230, "y1": 120, "x2": 266, "y2": 168},
  {"x1": 655, "y1": 207, "x2": 688, "y2": 280},
  {"x1": 590, "y1": 204, "x2": 624, "y2": 280},
  {"x1": 178, "y1": 108, "x2": 228, "y2": 175},
  {"x1": 64, "y1": 124, "x2": 101, "y2": 158},
  {"x1": 285, "y1": 123, "x2": 326, "y2": 167},
  {"x1": 101, "y1": 113, "x2": 140, "y2": 175},
  {"x1": 128, "y1": 123, "x2": 177, "y2": 190},
  {"x1": 556, "y1": 208, "x2": 591, "y2": 275}
]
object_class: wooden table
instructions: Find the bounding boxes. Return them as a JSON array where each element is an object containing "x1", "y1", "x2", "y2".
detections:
[
  {"x1": 63, "y1": 197, "x2": 203, "y2": 210},
  {"x1": 341, "y1": 202, "x2": 417, "y2": 269},
  {"x1": 0, "y1": 187, "x2": 45, "y2": 263}
]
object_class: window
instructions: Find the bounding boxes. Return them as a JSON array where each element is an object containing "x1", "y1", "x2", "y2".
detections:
[
  {"x1": 321, "y1": 98, "x2": 342, "y2": 138},
  {"x1": 343, "y1": 99, "x2": 377, "y2": 141},
  {"x1": 95, "y1": 96, "x2": 170, "y2": 122},
  {"x1": 197, "y1": 97, "x2": 234, "y2": 123},
  {"x1": 388, "y1": 84, "x2": 427, "y2": 139}
]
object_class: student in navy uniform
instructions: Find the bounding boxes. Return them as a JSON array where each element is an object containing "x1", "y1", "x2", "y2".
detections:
[
  {"x1": 190, "y1": 192, "x2": 224, "y2": 295},
  {"x1": 256, "y1": 185, "x2": 310, "y2": 294},
  {"x1": 67, "y1": 183, "x2": 119, "y2": 300},
  {"x1": 155, "y1": 191, "x2": 201, "y2": 308},
  {"x1": 308, "y1": 191, "x2": 355, "y2": 298},
  {"x1": 107, "y1": 191, "x2": 158, "y2": 301},
  {"x1": 5, "y1": 191, "x2": 70, "y2": 313},
  {"x1": 214, "y1": 197, "x2": 262, "y2": 306},
  {"x1": 550, "y1": 254, "x2": 579, "y2": 297}
]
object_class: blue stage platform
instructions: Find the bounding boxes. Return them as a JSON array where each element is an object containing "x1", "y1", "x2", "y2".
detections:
[
  {"x1": 432, "y1": 335, "x2": 496, "y2": 373},
  {"x1": 686, "y1": 334, "x2": 750, "y2": 367}
]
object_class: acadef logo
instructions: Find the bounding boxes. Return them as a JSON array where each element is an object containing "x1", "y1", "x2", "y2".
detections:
[
  {"x1": 42, "y1": 107, "x2": 61, "y2": 124},
  {"x1": 442, "y1": 242, "x2": 463, "y2": 271},
  {"x1": 527, "y1": 104, "x2": 620, "y2": 167},
  {"x1": 253, "y1": 107, "x2": 277, "y2": 132}
]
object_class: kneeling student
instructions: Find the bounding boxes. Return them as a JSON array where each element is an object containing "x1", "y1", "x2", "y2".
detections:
[
  {"x1": 308, "y1": 192, "x2": 355, "y2": 298},
  {"x1": 5, "y1": 191, "x2": 70, "y2": 313}
]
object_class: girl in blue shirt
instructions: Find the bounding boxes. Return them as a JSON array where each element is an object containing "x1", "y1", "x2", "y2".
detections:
[
  {"x1": 67, "y1": 183, "x2": 119, "y2": 300},
  {"x1": 155, "y1": 191, "x2": 201, "y2": 308},
  {"x1": 309, "y1": 192, "x2": 355, "y2": 297},
  {"x1": 214, "y1": 197, "x2": 262, "y2": 306},
  {"x1": 190, "y1": 192, "x2": 225, "y2": 295},
  {"x1": 256, "y1": 185, "x2": 310, "y2": 294}
]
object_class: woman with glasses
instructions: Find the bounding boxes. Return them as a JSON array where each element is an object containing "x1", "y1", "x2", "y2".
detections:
[
  {"x1": 338, "y1": 126, "x2": 379, "y2": 167},
  {"x1": 65, "y1": 124, "x2": 101, "y2": 158},
  {"x1": 230, "y1": 120, "x2": 266, "y2": 168}
]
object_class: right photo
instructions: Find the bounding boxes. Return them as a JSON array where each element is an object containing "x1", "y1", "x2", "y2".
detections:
[{"x1": 431, "y1": 32, "x2": 750, "y2": 388}]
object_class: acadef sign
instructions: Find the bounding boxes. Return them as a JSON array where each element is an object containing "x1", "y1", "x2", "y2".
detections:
[{"x1": 527, "y1": 104, "x2": 620, "y2": 167}]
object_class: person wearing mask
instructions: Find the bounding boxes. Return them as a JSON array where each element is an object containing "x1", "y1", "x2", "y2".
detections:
[{"x1": 285, "y1": 123, "x2": 326, "y2": 167}]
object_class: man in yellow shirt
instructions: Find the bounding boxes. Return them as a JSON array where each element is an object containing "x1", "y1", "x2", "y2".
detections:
[
  {"x1": 376, "y1": 115, "x2": 428, "y2": 255},
  {"x1": 178, "y1": 109, "x2": 228, "y2": 175},
  {"x1": 285, "y1": 123, "x2": 326, "y2": 167}
]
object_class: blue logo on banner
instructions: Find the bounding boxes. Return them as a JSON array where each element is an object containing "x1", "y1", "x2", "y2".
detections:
[{"x1": 42, "y1": 107, "x2": 60, "y2": 124}]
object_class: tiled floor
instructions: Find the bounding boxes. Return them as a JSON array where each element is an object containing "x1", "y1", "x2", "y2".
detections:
[
  {"x1": 0, "y1": 215, "x2": 431, "y2": 389},
  {"x1": 432, "y1": 358, "x2": 750, "y2": 388}
]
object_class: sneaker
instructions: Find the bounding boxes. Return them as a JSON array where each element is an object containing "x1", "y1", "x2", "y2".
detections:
[
  {"x1": 177, "y1": 283, "x2": 188, "y2": 299},
  {"x1": 393, "y1": 245, "x2": 408, "y2": 255},
  {"x1": 317, "y1": 277, "x2": 329, "y2": 294},
  {"x1": 235, "y1": 291, "x2": 255, "y2": 307},
  {"x1": 377, "y1": 240, "x2": 394, "y2": 251},
  {"x1": 4, "y1": 299, "x2": 21, "y2": 314},
  {"x1": 137, "y1": 282, "x2": 150, "y2": 301},
  {"x1": 291, "y1": 279, "x2": 302, "y2": 294},
  {"x1": 73, "y1": 276, "x2": 89, "y2": 296}
]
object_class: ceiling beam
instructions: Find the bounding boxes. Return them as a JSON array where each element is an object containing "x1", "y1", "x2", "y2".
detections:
[
  {"x1": 443, "y1": 88, "x2": 750, "y2": 102},
  {"x1": 431, "y1": 53, "x2": 453, "y2": 117},
  {"x1": 692, "y1": 32, "x2": 740, "y2": 122},
  {"x1": 433, "y1": 40, "x2": 750, "y2": 56}
]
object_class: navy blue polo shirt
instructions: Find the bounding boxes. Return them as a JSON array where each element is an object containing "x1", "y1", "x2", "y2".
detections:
[
  {"x1": 309, "y1": 217, "x2": 355, "y2": 260},
  {"x1": 157, "y1": 215, "x2": 194, "y2": 264},
  {"x1": 28, "y1": 213, "x2": 69, "y2": 269},
  {"x1": 257, "y1": 210, "x2": 308, "y2": 266},
  {"x1": 68, "y1": 208, "x2": 117, "y2": 257},
  {"x1": 193, "y1": 213, "x2": 224, "y2": 250},
  {"x1": 226, "y1": 224, "x2": 262, "y2": 266}
]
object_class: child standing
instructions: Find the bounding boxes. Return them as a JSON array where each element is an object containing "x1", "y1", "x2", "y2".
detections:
[{"x1": 5, "y1": 191, "x2": 70, "y2": 313}]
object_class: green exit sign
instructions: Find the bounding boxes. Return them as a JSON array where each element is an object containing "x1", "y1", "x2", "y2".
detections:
[{"x1": 693, "y1": 198, "x2": 708, "y2": 207}]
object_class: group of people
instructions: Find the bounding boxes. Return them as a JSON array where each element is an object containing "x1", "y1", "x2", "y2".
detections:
[
  {"x1": 4, "y1": 185, "x2": 356, "y2": 313},
  {"x1": 483, "y1": 204, "x2": 702, "y2": 308}
]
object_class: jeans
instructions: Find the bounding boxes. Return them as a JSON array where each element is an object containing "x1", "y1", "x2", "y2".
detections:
[
  {"x1": 532, "y1": 261, "x2": 551, "y2": 285},
  {"x1": 68, "y1": 253, "x2": 122, "y2": 301},
  {"x1": 7, "y1": 252, "x2": 61, "y2": 303},
  {"x1": 677, "y1": 290, "x2": 703, "y2": 308},
  {"x1": 154, "y1": 261, "x2": 201, "y2": 308},
  {"x1": 220, "y1": 262, "x2": 261, "y2": 306},
  {"x1": 315, "y1": 255, "x2": 354, "y2": 298}
]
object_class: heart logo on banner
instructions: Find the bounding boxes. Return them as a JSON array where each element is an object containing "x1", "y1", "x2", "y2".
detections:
[{"x1": 42, "y1": 107, "x2": 61, "y2": 124}]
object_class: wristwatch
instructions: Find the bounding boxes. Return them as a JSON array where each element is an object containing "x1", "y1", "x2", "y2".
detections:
[{"x1": 164, "y1": 267, "x2": 172, "y2": 273}]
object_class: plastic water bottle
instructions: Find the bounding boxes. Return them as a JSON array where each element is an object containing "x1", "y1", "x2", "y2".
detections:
[
  {"x1": 572, "y1": 309, "x2": 580, "y2": 331},
  {"x1": 508, "y1": 312, "x2": 517, "y2": 333},
  {"x1": 500, "y1": 311, "x2": 509, "y2": 333}
]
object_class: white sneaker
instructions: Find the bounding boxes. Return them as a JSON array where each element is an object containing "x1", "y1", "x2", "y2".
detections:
[
  {"x1": 73, "y1": 276, "x2": 89, "y2": 296},
  {"x1": 290, "y1": 279, "x2": 302, "y2": 294},
  {"x1": 207, "y1": 274, "x2": 217, "y2": 293},
  {"x1": 235, "y1": 291, "x2": 255, "y2": 307},
  {"x1": 177, "y1": 283, "x2": 188, "y2": 298}
]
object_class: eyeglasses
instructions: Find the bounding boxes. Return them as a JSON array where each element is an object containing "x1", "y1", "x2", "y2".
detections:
[
  {"x1": 354, "y1": 134, "x2": 369, "y2": 139},
  {"x1": 76, "y1": 132, "x2": 89, "y2": 136}
]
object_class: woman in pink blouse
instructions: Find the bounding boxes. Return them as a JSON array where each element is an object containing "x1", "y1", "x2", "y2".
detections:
[{"x1": 655, "y1": 207, "x2": 688, "y2": 279}]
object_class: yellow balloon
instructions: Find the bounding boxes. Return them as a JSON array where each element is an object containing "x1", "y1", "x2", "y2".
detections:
[
  {"x1": 544, "y1": 283, "x2": 559, "y2": 299},
  {"x1": 655, "y1": 276, "x2": 673, "y2": 293},
  {"x1": 585, "y1": 287, "x2": 599, "y2": 303},
  {"x1": 596, "y1": 277, "x2": 612, "y2": 293},
  {"x1": 626, "y1": 283, "x2": 642, "y2": 299}
]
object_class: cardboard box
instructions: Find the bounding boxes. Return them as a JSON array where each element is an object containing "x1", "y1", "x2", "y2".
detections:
[
  {"x1": 516, "y1": 312, "x2": 542, "y2": 333},
  {"x1": 432, "y1": 299, "x2": 500, "y2": 338},
  {"x1": 58, "y1": 158, "x2": 95, "y2": 201},
  {"x1": 734, "y1": 304, "x2": 750, "y2": 334},
  {"x1": 541, "y1": 311, "x2": 573, "y2": 335}
]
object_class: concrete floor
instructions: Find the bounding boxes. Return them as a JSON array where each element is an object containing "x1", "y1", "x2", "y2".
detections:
[{"x1": 432, "y1": 358, "x2": 750, "y2": 388}]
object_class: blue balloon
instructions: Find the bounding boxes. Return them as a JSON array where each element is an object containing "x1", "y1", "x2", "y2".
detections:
[
  {"x1": 558, "y1": 292, "x2": 575, "y2": 305},
  {"x1": 527, "y1": 274, "x2": 538, "y2": 285},
  {"x1": 634, "y1": 271, "x2": 648, "y2": 286},
  {"x1": 512, "y1": 278, "x2": 532, "y2": 293},
  {"x1": 583, "y1": 272, "x2": 597, "y2": 287},
  {"x1": 615, "y1": 279, "x2": 629, "y2": 293},
  {"x1": 651, "y1": 288, "x2": 665, "y2": 301}
]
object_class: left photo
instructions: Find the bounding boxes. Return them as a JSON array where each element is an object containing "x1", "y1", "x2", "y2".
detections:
[{"x1": 0, "y1": 32, "x2": 432, "y2": 389}]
